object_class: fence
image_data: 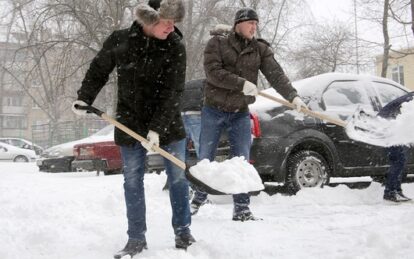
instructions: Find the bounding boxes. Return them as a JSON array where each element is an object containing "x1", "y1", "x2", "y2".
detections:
[{"x1": 32, "y1": 119, "x2": 108, "y2": 149}]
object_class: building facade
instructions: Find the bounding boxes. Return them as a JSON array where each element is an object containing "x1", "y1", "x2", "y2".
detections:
[{"x1": 375, "y1": 48, "x2": 414, "y2": 90}]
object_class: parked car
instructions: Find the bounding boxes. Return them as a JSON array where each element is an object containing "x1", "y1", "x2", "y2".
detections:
[
  {"x1": 0, "y1": 137, "x2": 44, "y2": 155},
  {"x1": 37, "y1": 125, "x2": 113, "y2": 172},
  {"x1": 0, "y1": 142, "x2": 37, "y2": 162},
  {"x1": 72, "y1": 140, "x2": 122, "y2": 175},
  {"x1": 249, "y1": 72, "x2": 414, "y2": 193}
]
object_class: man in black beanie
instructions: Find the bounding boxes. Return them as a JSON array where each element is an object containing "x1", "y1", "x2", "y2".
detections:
[
  {"x1": 190, "y1": 7, "x2": 307, "y2": 221},
  {"x1": 71, "y1": 0, "x2": 195, "y2": 257}
]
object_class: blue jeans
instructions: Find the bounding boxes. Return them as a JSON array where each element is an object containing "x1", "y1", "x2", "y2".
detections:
[
  {"x1": 182, "y1": 113, "x2": 201, "y2": 158},
  {"x1": 120, "y1": 139, "x2": 191, "y2": 240},
  {"x1": 193, "y1": 106, "x2": 252, "y2": 213},
  {"x1": 384, "y1": 146, "x2": 407, "y2": 196}
]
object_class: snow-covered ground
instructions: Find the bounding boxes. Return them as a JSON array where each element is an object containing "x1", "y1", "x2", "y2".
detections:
[{"x1": 1, "y1": 162, "x2": 413, "y2": 259}]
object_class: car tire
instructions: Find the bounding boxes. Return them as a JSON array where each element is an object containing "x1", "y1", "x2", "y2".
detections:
[
  {"x1": 14, "y1": 155, "x2": 29, "y2": 162},
  {"x1": 103, "y1": 169, "x2": 121, "y2": 176},
  {"x1": 286, "y1": 150, "x2": 329, "y2": 194}
]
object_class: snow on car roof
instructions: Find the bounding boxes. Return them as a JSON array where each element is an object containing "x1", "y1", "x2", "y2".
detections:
[
  {"x1": 249, "y1": 72, "x2": 406, "y2": 116},
  {"x1": 44, "y1": 125, "x2": 114, "y2": 156}
]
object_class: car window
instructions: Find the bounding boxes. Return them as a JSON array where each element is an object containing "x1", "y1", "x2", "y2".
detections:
[
  {"x1": 10, "y1": 139, "x2": 25, "y2": 148},
  {"x1": 371, "y1": 81, "x2": 407, "y2": 106},
  {"x1": 322, "y1": 81, "x2": 372, "y2": 112}
]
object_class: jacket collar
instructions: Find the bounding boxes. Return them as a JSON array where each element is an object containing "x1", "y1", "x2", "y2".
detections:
[{"x1": 228, "y1": 31, "x2": 258, "y2": 55}]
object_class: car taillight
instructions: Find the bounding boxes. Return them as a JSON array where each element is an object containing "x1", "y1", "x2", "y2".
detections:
[
  {"x1": 250, "y1": 113, "x2": 261, "y2": 138},
  {"x1": 79, "y1": 146, "x2": 96, "y2": 157},
  {"x1": 73, "y1": 147, "x2": 79, "y2": 157}
]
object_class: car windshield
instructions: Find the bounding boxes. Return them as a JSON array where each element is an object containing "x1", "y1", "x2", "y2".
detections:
[{"x1": 371, "y1": 81, "x2": 407, "y2": 106}]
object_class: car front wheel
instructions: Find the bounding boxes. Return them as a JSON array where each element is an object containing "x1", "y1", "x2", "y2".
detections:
[{"x1": 286, "y1": 150, "x2": 329, "y2": 194}]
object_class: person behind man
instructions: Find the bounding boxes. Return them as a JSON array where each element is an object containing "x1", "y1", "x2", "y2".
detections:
[
  {"x1": 181, "y1": 79, "x2": 205, "y2": 157},
  {"x1": 190, "y1": 8, "x2": 307, "y2": 221},
  {"x1": 377, "y1": 92, "x2": 413, "y2": 203},
  {"x1": 71, "y1": 0, "x2": 195, "y2": 257},
  {"x1": 162, "y1": 78, "x2": 204, "y2": 191}
]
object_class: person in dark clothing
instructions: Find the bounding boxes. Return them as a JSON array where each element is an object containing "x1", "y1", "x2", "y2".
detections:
[
  {"x1": 162, "y1": 79, "x2": 204, "y2": 191},
  {"x1": 377, "y1": 92, "x2": 414, "y2": 203},
  {"x1": 71, "y1": 0, "x2": 195, "y2": 257},
  {"x1": 181, "y1": 79, "x2": 205, "y2": 157},
  {"x1": 190, "y1": 8, "x2": 307, "y2": 220}
]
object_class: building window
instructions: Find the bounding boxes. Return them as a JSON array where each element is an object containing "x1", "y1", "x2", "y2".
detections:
[
  {"x1": 2, "y1": 116, "x2": 27, "y2": 129},
  {"x1": 391, "y1": 65, "x2": 404, "y2": 86},
  {"x1": 3, "y1": 96, "x2": 23, "y2": 106}
]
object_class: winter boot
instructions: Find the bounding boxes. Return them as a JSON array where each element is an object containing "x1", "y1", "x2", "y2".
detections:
[
  {"x1": 232, "y1": 209, "x2": 262, "y2": 222},
  {"x1": 175, "y1": 232, "x2": 196, "y2": 250},
  {"x1": 113, "y1": 239, "x2": 147, "y2": 259},
  {"x1": 384, "y1": 192, "x2": 411, "y2": 203}
]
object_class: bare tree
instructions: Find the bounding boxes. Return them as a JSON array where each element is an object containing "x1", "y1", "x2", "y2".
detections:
[{"x1": 289, "y1": 23, "x2": 355, "y2": 78}]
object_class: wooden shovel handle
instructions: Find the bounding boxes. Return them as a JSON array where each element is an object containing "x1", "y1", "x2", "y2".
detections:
[
  {"x1": 75, "y1": 105, "x2": 187, "y2": 170},
  {"x1": 258, "y1": 92, "x2": 347, "y2": 127},
  {"x1": 100, "y1": 114, "x2": 187, "y2": 170}
]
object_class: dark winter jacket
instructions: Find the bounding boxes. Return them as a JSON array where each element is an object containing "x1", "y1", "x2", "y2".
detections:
[
  {"x1": 203, "y1": 30, "x2": 298, "y2": 112},
  {"x1": 181, "y1": 79, "x2": 205, "y2": 112},
  {"x1": 378, "y1": 92, "x2": 414, "y2": 119},
  {"x1": 77, "y1": 21, "x2": 186, "y2": 146}
]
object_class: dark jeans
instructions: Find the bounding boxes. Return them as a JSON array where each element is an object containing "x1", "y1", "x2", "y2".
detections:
[
  {"x1": 182, "y1": 113, "x2": 201, "y2": 158},
  {"x1": 120, "y1": 139, "x2": 191, "y2": 240},
  {"x1": 384, "y1": 145, "x2": 407, "y2": 196},
  {"x1": 192, "y1": 106, "x2": 252, "y2": 213}
]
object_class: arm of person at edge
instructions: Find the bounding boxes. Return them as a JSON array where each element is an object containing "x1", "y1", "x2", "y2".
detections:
[
  {"x1": 203, "y1": 36, "x2": 246, "y2": 92},
  {"x1": 147, "y1": 42, "x2": 186, "y2": 137},
  {"x1": 76, "y1": 32, "x2": 117, "y2": 105}
]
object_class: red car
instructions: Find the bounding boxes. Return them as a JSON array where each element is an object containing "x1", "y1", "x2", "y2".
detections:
[{"x1": 72, "y1": 141, "x2": 122, "y2": 175}]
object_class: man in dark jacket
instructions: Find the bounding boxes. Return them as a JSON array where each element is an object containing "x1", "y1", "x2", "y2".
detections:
[
  {"x1": 191, "y1": 8, "x2": 307, "y2": 220},
  {"x1": 377, "y1": 92, "x2": 413, "y2": 203},
  {"x1": 71, "y1": 0, "x2": 195, "y2": 257}
]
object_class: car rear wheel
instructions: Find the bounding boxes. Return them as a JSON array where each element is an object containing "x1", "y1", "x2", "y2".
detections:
[
  {"x1": 14, "y1": 155, "x2": 29, "y2": 162},
  {"x1": 286, "y1": 150, "x2": 329, "y2": 194},
  {"x1": 103, "y1": 169, "x2": 121, "y2": 175}
]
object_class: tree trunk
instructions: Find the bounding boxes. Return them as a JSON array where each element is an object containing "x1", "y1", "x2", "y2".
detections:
[
  {"x1": 381, "y1": 0, "x2": 390, "y2": 78},
  {"x1": 411, "y1": 0, "x2": 414, "y2": 36}
]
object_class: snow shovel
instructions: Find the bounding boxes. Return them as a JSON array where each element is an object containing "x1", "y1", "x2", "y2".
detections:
[
  {"x1": 257, "y1": 92, "x2": 389, "y2": 142},
  {"x1": 74, "y1": 105, "x2": 263, "y2": 195}
]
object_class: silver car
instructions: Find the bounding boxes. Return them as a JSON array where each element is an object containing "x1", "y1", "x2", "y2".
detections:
[{"x1": 0, "y1": 142, "x2": 37, "y2": 162}]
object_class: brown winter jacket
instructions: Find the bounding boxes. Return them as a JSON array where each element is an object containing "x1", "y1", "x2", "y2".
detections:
[{"x1": 203, "y1": 29, "x2": 298, "y2": 112}]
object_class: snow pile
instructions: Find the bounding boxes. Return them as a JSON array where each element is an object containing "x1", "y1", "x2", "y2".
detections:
[
  {"x1": 189, "y1": 157, "x2": 264, "y2": 194},
  {"x1": 346, "y1": 100, "x2": 414, "y2": 147}
]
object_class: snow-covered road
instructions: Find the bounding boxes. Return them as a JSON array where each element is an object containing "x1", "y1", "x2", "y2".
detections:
[{"x1": 1, "y1": 162, "x2": 413, "y2": 259}]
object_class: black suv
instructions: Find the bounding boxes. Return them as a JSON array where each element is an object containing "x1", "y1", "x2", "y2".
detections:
[{"x1": 250, "y1": 73, "x2": 414, "y2": 193}]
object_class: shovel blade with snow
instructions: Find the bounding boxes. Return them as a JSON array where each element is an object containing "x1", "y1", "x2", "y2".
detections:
[
  {"x1": 75, "y1": 105, "x2": 264, "y2": 195},
  {"x1": 258, "y1": 92, "x2": 391, "y2": 144}
]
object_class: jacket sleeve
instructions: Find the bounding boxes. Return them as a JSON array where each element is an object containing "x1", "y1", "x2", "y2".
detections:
[
  {"x1": 77, "y1": 32, "x2": 117, "y2": 105},
  {"x1": 259, "y1": 45, "x2": 298, "y2": 102},
  {"x1": 148, "y1": 42, "x2": 186, "y2": 135},
  {"x1": 204, "y1": 36, "x2": 245, "y2": 91}
]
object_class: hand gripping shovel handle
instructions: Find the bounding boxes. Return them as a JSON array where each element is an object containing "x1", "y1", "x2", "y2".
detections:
[
  {"x1": 258, "y1": 92, "x2": 347, "y2": 127},
  {"x1": 75, "y1": 105, "x2": 186, "y2": 170}
]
